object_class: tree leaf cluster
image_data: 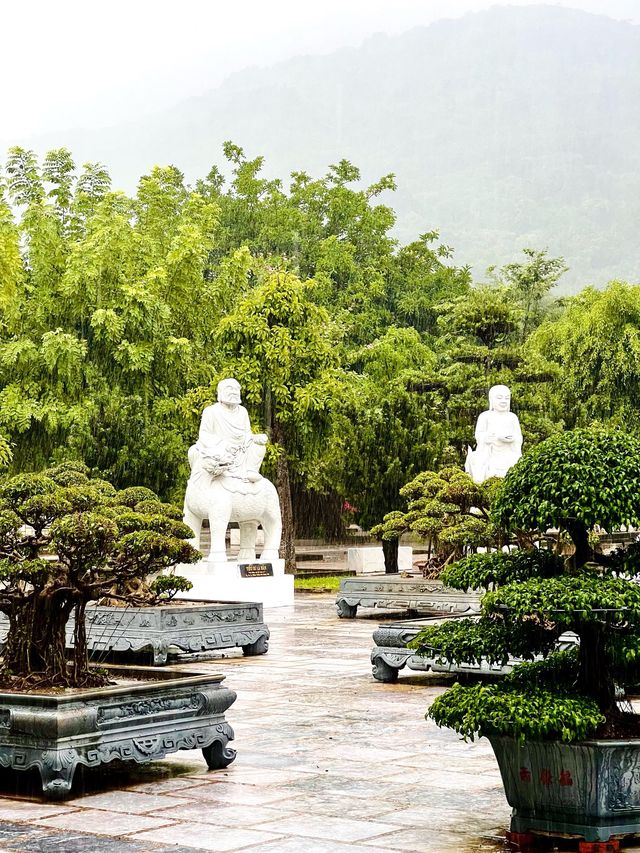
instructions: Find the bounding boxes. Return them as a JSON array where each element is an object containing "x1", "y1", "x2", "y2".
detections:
[
  {"x1": 411, "y1": 427, "x2": 640, "y2": 742},
  {"x1": 0, "y1": 462, "x2": 197, "y2": 687}
]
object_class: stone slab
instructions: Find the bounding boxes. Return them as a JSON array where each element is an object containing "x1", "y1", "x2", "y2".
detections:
[
  {"x1": 176, "y1": 559, "x2": 294, "y2": 607},
  {"x1": 347, "y1": 546, "x2": 413, "y2": 574},
  {"x1": 336, "y1": 575, "x2": 481, "y2": 618}
]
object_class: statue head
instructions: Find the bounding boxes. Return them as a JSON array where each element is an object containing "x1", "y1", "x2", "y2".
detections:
[
  {"x1": 217, "y1": 378, "x2": 242, "y2": 407},
  {"x1": 488, "y1": 384, "x2": 511, "y2": 413}
]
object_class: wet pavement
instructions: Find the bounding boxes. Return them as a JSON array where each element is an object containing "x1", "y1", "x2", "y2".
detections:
[{"x1": 0, "y1": 594, "x2": 525, "y2": 851}]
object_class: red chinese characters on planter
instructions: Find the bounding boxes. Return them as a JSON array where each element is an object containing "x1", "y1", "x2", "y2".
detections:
[
  {"x1": 559, "y1": 769, "x2": 574, "y2": 786},
  {"x1": 539, "y1": 768, "x2": 553, "y2": 786},
  {"x1": 518, "y1": 767, "x2": 574, "y2": 787}
]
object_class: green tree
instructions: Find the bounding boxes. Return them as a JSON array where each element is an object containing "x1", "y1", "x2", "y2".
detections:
[
  {"x1": 412, "y1": 428, "x2": 640, "y2": 742},
  {"x1": 318, "y1": 327, "x2": 444, "y2": 530},
  {"x1": 0, "y1": 464, "x2": 197, "y2": 688},
  {"x1": 215, "y1": 268, "x2": 339, "y2": 569},
  {"x1": 488, "y1": 248, "x2": 567, "y2": 341},
  {"x1": 529, "y1": 281, "x2": 640, "y2": 430},
  {"x1": 371, "y1": 466, "x2": 503, "y2": 570},
  {"x1": 0, "y1": 152, "x2": 222, "y2": 494}
]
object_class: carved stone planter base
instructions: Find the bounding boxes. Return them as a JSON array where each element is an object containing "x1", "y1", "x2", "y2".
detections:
[
  {"x1": 0, "y1": 666, "x2": 236, "y2": 799},
  {"x1": 0, "y1": 602, "x2": 269, "y2": 666},
  {"x1": 371, "y1": 616, "x2": 515, "y2": 682},
  {"x1": 337, "y1": 575, "x2": 481, "y2": 619},
  {"x1": 490, "y1": 735, "x2": 640, "y2": 843},
  {"x1": 79, "y1": 600, "x2": 270, "y2": 665},
  {"x1": 371, "y1": 618, "x2": 578, "y2": 682}
]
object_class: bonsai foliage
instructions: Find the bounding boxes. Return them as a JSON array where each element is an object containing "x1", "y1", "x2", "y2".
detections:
[
  {"x1": 371, "y1": 466, "x2": 503, "y2": 570},
  {"x1": 410, "y1": 427, "x2": 640, "y2": 742},
  {"x1": 0, "y1": 463, "x2": 199, "y2": 688},
  {"x1": 493, "y1": 427, "x2": 640, "y2": 565}
]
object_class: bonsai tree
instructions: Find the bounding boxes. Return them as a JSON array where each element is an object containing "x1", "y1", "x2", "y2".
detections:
[
  {"x1": 0, "y1": 463, "x2": 199, "y2": 689},
  {"x1": 410, "y1": 428, "x2": 640, "y2": 742},
  {"x1": 371, "y1": 466, "x2": 504, "y2": 575}
]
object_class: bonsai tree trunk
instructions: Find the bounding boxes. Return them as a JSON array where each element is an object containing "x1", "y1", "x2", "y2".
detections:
[
  {"x1": 72, "y1": 599, "x2": 89, "y2": 682},
  {"x1": 578, "y1": 621, "x2": 616, "y2": 716},
  {"x1": 383, "y1": 538, "x2": 399, "y2": 574},
  {"x1": 272, "y1": 420, "x2": 296, "y2": 574},
  {"x1": 4, "y1": 591, "x2": 72, "y2": 683},
  {"x1": 565, "y1": 519, "x2": 592, "y2": 568}
]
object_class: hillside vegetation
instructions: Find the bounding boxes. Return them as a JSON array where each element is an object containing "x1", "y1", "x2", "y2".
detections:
[{"x1": 16, "y1": 6, "x2": 640, "y2": 291}]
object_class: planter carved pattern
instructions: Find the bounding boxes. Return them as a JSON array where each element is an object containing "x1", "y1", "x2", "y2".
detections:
[
  {"x1": 0, "y1": 667, "x2": 237, "y2": 799},
  {"x1": 0, "y1": 602, "x2": 270, "y2": 665},
  {"x1": 336, "y1": 577, "x2": 481, "y2": 619},
  {"x1": 490, "y1": 735, "x2": 640, "y2": 842}
]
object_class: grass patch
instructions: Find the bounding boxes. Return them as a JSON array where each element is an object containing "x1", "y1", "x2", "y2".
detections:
[{"x1": 294, "y1": 575, "x2": 348, "y2": 591}]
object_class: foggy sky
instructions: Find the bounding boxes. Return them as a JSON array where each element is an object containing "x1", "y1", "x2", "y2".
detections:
[{"x1": 1, "y1": 0, "x2": 638, "y2": 147}]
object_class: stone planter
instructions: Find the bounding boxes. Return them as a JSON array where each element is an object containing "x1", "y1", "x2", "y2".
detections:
[
  {"x1": 78, "y1": 600, "x2": 270, "y2": 664},
  {"x1": 371, "y1": 619, "x2": 578, "y2": 682},
  {"x1": 336, "y1": 576, "x2": 481, "y2": 619},
  {"x1": 0, "y1": 665, "x2": 237, "y2": 800},
  {"x1": 371, "y1": 616, "x2": 515, "y2": 682},
  {"x1": 0, "y1": 601, "x2": 270, "y2": 665},
  {"x1": 489, "y1": 735, "x2": 640, "y2": 842}
]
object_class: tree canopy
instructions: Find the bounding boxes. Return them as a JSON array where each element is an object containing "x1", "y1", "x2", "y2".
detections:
[{"x1": 1, "y1": 141, "x2": 637, "y2": 550}]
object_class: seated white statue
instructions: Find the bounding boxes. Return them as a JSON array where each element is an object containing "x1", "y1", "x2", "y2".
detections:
[
  {"x1": 183, "y1": 378, "x2": 282, "y2": 562},
  {"x1": 195, "y1": 378, "x2": 267, "y2": 483},
  {"x1": 465, "y1": 384, "x2": 522, "y2": 483}
]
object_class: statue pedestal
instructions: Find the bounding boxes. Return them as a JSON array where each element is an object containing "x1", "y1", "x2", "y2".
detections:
[{"x1": 175, "y1": 559, "x2": 294, "y2": 608}]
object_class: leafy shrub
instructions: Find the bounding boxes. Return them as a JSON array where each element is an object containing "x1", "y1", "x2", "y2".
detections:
[{"x1": 150, "y1": 575, "x2": 194, "y2": 601}]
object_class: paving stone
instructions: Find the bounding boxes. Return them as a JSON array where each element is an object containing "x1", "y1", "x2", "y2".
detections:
[
  {"x1": 151, "y1": 849, "x2": 219, "y2": 853},
  {"x1": 177, "y1": 781, "x2": 292, "y2": 806},
  {"x1": 252, "y1": 814, "x2": 401, "y2": 843},
  {"x1": 5, "y1": 833, "x2": 146, "y2": 852},
  {"x1": 35, "y1": 810, "x2": 173, "y2": 836},
  {"x1": 147, "y1": 802, "x2": 286, "y2": 826},
  {"x1": 241, "y1": 841, "x2": 395, "y2": 853},
  {"x1": 0, "y1": 824, "x2": 37, "y2": 839},
  {"x1": 128, "y1": 824, "x2": 284, "y2": 851},
  {"x1": 70, "y1": 790, "x2": 191, "y2": 814},
  {"x1": 0, "y1": 803, "x2": 72, "y2": 822}
]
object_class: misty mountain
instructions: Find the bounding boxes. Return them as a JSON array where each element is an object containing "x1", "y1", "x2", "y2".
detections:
[{"x1": 18, "y1": 5, "x2": 640, "y2": 292}]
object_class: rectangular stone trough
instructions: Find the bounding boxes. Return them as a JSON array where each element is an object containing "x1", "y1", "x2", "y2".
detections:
[
  {"x1": 371, "y1": 616, "x2": 578, "y2": 682},
  {"x1": 336, "y1": 575, "x2": 482, "y2": 619},
  {"x1": 0, "y1": 665, "x2": 237, "y2": 799},
  {"x1": 0, "y1": 601, "x2": 269, "y2": 665},
  {"x1": 80, "y1": 600, "x2": 270, "y2": 664}
]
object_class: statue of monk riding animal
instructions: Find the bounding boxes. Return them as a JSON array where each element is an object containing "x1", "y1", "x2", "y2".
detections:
[{"x1": 183, "y1": 379, "x2": 282, "y2": 563}]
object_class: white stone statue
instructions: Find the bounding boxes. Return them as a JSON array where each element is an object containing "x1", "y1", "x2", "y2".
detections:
[
  {"x1": 465, "y1": 384, "x2": 522, "y2": 483},
  {"x1": 196, "y1": 378, "x2": 268, "y2": 482},
  {"x1": 183, "y1": 379, "x2": 282, "y2": 563}
]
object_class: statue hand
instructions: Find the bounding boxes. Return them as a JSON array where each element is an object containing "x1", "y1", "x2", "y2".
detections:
[
  {"x1": 496, "y1": 435, "x2": 515, "y2": 445},
  {"x1": 253, "y1": 434, "x2": 268, "y2": 446}
]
